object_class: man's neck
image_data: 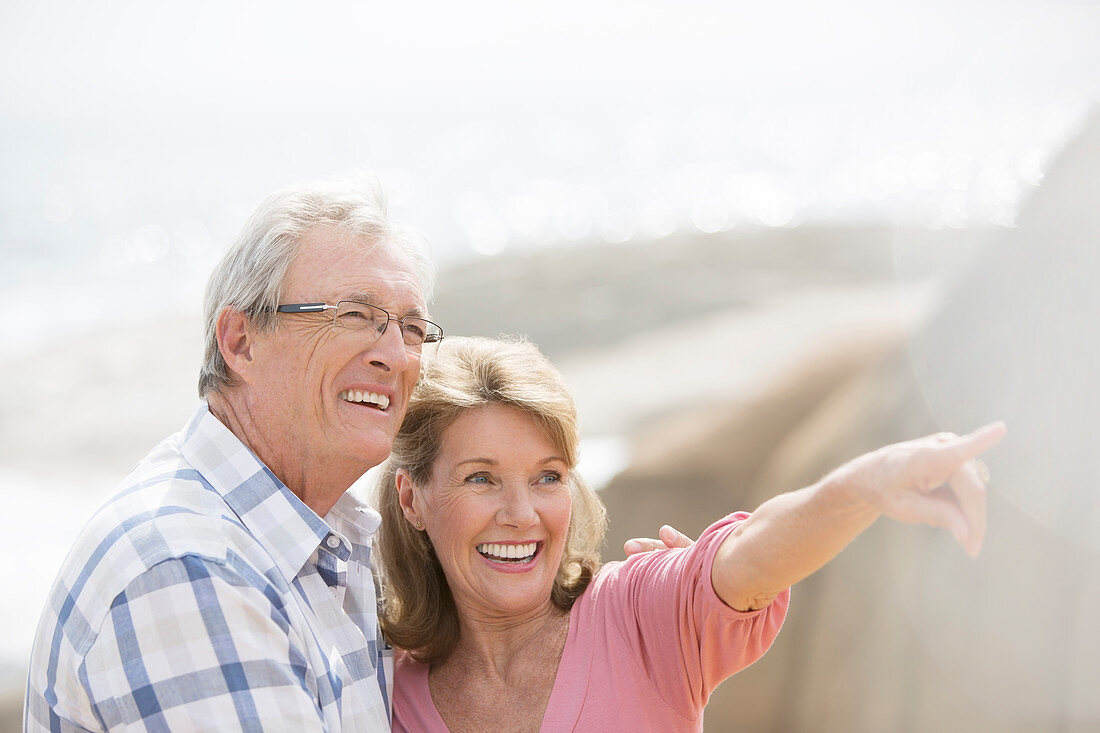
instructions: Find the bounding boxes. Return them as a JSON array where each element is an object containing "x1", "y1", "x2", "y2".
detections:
[{"x1": 206, "y1": 390, "x2": 359, "y2": 518}]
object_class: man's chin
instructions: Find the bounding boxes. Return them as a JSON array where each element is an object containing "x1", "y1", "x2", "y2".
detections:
[
  {"x1": 345, "y1": 431, "x2": 396, "y2": 473},
  {"x1": 326, "y1": 416, "x2": 399, "y2": 473}
]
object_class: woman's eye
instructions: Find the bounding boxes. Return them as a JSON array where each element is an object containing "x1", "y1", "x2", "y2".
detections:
[
  {"x1": 537, "y1": 472, "x2": 563, "y2": 485},
  {"x1": 465, "y1": 473, "x2": 490, "y2": 484}
]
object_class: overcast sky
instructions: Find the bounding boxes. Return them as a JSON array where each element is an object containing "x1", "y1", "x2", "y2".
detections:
[{"x1": 1, "y1": 0, "x2": 1098, "y2": 281}]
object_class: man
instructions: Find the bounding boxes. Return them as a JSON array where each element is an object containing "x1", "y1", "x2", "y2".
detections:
[{"x1": 25, "y1": 177, "x2": 441, "y2": 731}]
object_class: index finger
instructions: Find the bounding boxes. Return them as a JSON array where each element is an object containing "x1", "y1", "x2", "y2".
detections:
[
  {"x1": 623, "y1": 538, "x2": 665, "y2": 555},
  {"x1": 950, "y1": 421, "x2": 1007, "y2": 461},
  {"x1": 623, "y1": 525, "x2": 695, "y2": 556}
]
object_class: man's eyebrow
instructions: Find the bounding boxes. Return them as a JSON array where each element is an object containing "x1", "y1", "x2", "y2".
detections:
[
  {"x1": 344, "y1": 290, "x2": 381, "y2": 304},
  {"x1": 343, "y1": 291, "x2": 427, "y2": 317}
]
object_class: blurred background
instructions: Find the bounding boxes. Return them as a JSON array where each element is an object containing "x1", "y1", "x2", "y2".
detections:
[{"x1": 2, "y1": 1, "x2": 1099, "y2": 730}]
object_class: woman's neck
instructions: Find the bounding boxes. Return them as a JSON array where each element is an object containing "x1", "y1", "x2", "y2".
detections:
[
  {"x1": 426, "y1": 606, "x2": 571, "y2": 733},
  {"x1": 444, "y1": 605, "x2": 570, "y2": 680}
]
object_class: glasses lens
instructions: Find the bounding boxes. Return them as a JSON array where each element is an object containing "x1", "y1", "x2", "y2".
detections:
[
  {"x1": 335, "y1": 301, "x2": 386, "y2": 334},
  {"x1": 399, "y1": 318, "x2": 443, "y2": 347},
  {"x1": 334, "y1": 302, "x2": 442, "y2": 350}
]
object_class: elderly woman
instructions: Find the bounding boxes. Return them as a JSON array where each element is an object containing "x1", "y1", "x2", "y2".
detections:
[{"x1": 375, "y1": 337, "x2": 1003, "y2": 732}]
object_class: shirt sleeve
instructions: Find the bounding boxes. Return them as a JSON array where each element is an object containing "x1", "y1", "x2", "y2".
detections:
[
  {"x1": 77, "y1": 554, "x2": 327, "y2": 732},
  {"x1": 607, "y1": 512, "x2": 789, "y2": 715}
]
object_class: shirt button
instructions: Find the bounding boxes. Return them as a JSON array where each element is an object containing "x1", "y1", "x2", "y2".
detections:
[{"x1": 326, "y1": 535, "x2": 341, "y2": 549}]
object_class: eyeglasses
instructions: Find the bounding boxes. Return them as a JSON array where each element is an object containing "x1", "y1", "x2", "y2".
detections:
[{"x1": 276, "y1": 301, "x2": 444, "y2": 350}]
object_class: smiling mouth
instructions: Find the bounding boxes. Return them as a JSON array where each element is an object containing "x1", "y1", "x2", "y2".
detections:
[
  {"x1": 476, "y1": 542, "x2": 539, "y2": 563},
  {"x1": 339, "y1": 390, "x2": 390, "y2": 411}
]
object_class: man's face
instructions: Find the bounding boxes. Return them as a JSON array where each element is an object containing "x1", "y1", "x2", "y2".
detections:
[{"x1": 244, "y1": 226, "x2": 427, "y2": 483}]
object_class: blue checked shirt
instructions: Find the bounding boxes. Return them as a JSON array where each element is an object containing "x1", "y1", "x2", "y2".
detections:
[{"x1": 25, "y1": 404, "x2": 393, "y2": 732}]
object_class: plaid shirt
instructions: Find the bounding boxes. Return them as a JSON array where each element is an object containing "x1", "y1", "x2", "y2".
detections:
[{"x1": 25, "y1": 404, "x2": 392, "y2": 732}]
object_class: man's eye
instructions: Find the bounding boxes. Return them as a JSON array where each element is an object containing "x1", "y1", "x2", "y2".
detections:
[
  {"x1": 340, "y1": 308, "x2": 371, "y2": 321},
  {"x1": 403, "y1": 322, "x2": 427, "y2": 339}
]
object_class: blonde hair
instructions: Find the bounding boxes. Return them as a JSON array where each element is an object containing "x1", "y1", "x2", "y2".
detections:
[{"x1": 375, "y1": 336, "x2": 607, "y2": 663}]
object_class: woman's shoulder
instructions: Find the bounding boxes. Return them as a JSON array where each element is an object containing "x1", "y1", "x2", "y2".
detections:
[
  {"x1": 392, "y1": 650, "x2": 444, "y2": 731},
  {"x1": 393, "y1": 648, "x2": 431, "y2": 696},
  {"x1": 394, "y1": 649, "x2": 428, "y2": 675},
  {"x1": 585, "y1": 512, "x2": 753, "y2": 594}
]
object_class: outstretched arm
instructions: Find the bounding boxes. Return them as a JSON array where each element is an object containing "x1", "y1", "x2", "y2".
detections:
[{"x1": 711, "y1": 422, "x2": 1005, "y2": 611}]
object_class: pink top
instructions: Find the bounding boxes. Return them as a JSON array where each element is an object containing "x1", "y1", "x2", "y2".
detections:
[{"x1": 393, "y1": 512, "x2": 790, "y2": 732}]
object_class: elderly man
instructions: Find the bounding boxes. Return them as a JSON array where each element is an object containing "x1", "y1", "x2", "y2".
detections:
[{"x1": 25, "y1": 178, "x2": 441, "y2": 731}]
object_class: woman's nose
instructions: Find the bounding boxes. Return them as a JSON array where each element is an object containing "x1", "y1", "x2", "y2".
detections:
[{"x1": 497, "y1": 487, "x2": 538, "y2": 528}]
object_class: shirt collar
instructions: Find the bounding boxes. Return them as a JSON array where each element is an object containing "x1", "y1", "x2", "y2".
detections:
[
  {"x1": 327, "y1": 489, "x2": 383, "y2": 546},
  {"x1": 178, "y1": 402, "x2": 335, "y2": 585}
]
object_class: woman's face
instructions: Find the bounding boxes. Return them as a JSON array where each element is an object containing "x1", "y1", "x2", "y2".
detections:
[{"x1": 399, "y1": 403, "x2": 573, "y2": 622}]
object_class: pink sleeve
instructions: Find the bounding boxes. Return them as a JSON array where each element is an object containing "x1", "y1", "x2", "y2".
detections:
[{"x1": 599, "y1": 511, "x2": 789, "y2": 714}]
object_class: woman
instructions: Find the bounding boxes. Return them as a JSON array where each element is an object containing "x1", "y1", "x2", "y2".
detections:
[{"x1": 375, "y1": 337, "x2": 1004, "y2": 732}]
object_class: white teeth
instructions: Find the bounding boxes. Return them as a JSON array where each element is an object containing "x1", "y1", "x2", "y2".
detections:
[
  {"x1": 476, "y1": 542, "x2": 537, "y2": 561},
  {"x1": 339, "y1": 390, "x2": 390, "y2": 411}
]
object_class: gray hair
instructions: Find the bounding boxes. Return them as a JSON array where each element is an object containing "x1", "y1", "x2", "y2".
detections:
[{"x1": 198, "y1": 175, "x2": 436, "y2": 397}]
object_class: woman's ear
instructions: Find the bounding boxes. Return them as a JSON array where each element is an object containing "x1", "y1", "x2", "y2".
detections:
[{"x1": 396, "y1": 469, "x2": 422, "y2": 528}]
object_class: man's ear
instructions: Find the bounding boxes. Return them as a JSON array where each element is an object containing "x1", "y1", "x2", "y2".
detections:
[
  {"x1": 216, "y1": 307, "x2": 255, "y2": 380},
  {"x1": 396, "y1": 469, "x2": 423, "y2": 528}
]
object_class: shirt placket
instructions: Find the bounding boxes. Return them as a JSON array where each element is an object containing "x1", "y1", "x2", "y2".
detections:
[{"x1": 317, "y1": 531, "x2": 350, "y2": 605}]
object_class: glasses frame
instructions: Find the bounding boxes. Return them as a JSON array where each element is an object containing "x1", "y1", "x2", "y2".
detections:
[{"x1": 275, "y1": 301, "x2": 444, "y2": 349}]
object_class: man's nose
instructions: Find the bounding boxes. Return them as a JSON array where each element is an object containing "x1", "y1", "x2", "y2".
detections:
[{"x1": 365, "y1": 319, "x2": 411, "y2": 372}]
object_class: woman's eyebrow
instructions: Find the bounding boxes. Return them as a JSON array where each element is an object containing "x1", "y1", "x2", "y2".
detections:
[
  {"x1": 454, "y1": 457, "x2": 566, "y2": 467},
  {"x1": 455, "y1": 458, "x2": 496, "y2": 467}
]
